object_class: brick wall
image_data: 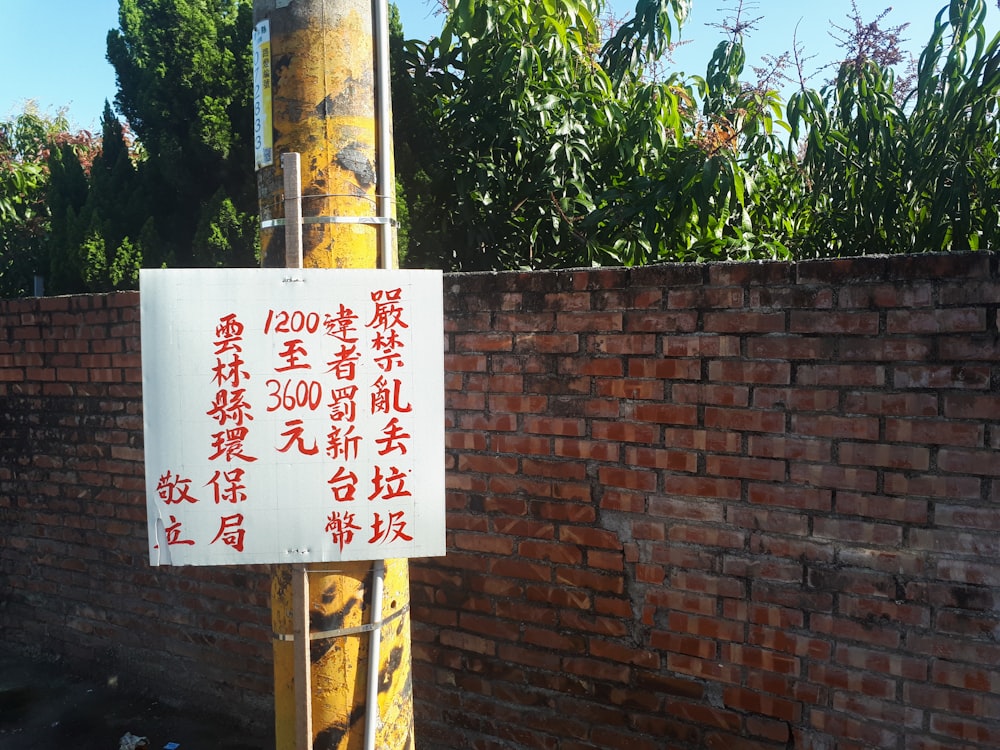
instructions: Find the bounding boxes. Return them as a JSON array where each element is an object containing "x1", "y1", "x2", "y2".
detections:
[
  {"x1": 0, "y1": 293, "x2": 273, "y2": 724},
  {"x1": 2, "y1": 253, "x2": 999, "y2": 749}
]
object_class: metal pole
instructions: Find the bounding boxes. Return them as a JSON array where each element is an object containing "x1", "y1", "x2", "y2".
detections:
[
  {"x1": 292, "y1": 564, "x2": 312, "y2": 750},
  {"x1": 374, "y1": 0, "x2": 394, "y2": 270},
  {"x1": 363, "y1": 559, "x2": 385, "y2": 750}
]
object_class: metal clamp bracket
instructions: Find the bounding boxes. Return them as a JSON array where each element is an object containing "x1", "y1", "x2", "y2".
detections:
[
  {"x1": 273, "y1": 602, "x2": 409, "y2": 642},
  {"x1": 261, "y1": 216, "x2": 396, "y2": 229}
]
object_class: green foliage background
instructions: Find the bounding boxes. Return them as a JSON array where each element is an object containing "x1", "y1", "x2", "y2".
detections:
[{"x1": 1, "y1": 0, "x2": 998, "y2": 295}]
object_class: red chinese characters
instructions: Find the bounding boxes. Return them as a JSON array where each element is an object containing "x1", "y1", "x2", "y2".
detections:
[
  {"x1": 157, "y1": 313, "x2": 257, "y2": 553},
  {"x1": 204, "y1": 313, "x2": 255, "y2": 551},
  {"x1": 325, "y1": 304, "x2": 362, "y2": 514},
  {"x1": 365, "y1": 288, "x2": 413, "y2": 546}
]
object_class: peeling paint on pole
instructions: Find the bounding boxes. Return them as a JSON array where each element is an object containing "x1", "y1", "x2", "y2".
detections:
[
  {"x1": 252, "y1": 2, "x2": 414, "y2": 748},
  {"x1": 255, "y1": 0, "x2": 380, "y2": 271}
]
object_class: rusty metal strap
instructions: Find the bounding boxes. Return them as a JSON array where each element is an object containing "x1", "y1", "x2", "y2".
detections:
[{"x1": 272, "y1": 602, "x2": 409, "y2": 642}]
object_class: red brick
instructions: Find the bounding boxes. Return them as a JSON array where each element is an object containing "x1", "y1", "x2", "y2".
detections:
[
  {"x1": 560, "y1": 526, "x2": 620, "y2": 550},
  {"x1": 838, "y1": 282, "x2": 933, "y2": 309},
  {"x1": 594, "y1": 377, "x2": 665, "y2": 399},
  {"x1": 705, "y1": 406, "x2": 785, "y2": 433},
  {"x1": 626, "y1": 358, "x2": 701, "y2": 380},
  {"x1": 839, "y1": 442, "x2": 930, "y2": 471},
  {"x1": 810, "y1": 614, "x2": 900, "y2": 649},
  {"x1": 672, "y1": 383, "x2": 749, "y2": 405},
  {"x1": 552, "y1": 438, "x2": 619, "y2": 461},
  {"x1": 663, "y1": 427, "x2": 741, "y2": 453},
  {"x1": 885, "y1": 418, "x2": 984, "y2": 447},
  {"x1": 458, "y1": 454, "x2": 519, "y2": 474},
  {"x1": 790, "y1": 311, "x2": 879, "y2": 335},
  {"x1": 454, "y1": 333, "x2": 513, "y2": 352},
  {"x1": 703, "y1": 311, "x2": 785, "y2": 333},
  {"x1": 666, "y1": 475, "x2": 742, "y2": 500},
  {"x1": 664, "y1": 335, "x2": 740, "y2": 357},
  {"x1": 748, "y1": 435, "x2": 830, "y2": 462},
  {"x1": 523, "y1": 416, "x2": 585, "y2": 436},
  {"x1": 514, "y1": 333, "x2": 579, "y2": 353},
  {"x1": 747, "y1": 336, "x2": 835, "y2": 360},
  {"x1": 748, "y1": 626, "x2": 830, "y2": 660},
  {"x1": 518, "y1": 540, "x2": 582, "y2": 565},
  {"x1": 833, "y1": 646, "x2": 927, "y2": 681},
  {"x1": 895, "y1": 365, "x2": 990, "y2": 389},
  {"x1": 630, "y1": 520, "x2": 666, "y2": 540},
  {"x1": 588, "y1": 637, "x2": 661, "y2": 669},
  {"x1": 591, "y1": 420, "x2": 659, "y2": 443},
  {"x1": 939, "y1": 448, "x2": 1000, "y2": 476},
  {"x1": 706, "y1": 455, "x2": 785, "y2": 482},
  {"x1": 648, "y1": 496, "x2": 725, "y2": 522},
  {"x1": 488, "y1": 394, "x2": 548, "y2": 414},
  {"x1": 840, "y1": 337, "x2": 933, "y2": 361},
  {"x1": 590, "y1": 550, "x2": 626, "y2": 572},
  {"x1": 535, "y1": 499, "x2": 597, "y2": 523},
  {"x1": 559, "y1": 608, "x2": 629, "y2": 637},
  {"x1": 749, "y1": 483, "x2": 832, "y2": 511},
  {"x1": 600, "y1": 489, "x2": 645, "y2": 512},
  {"x1": 935, "y1": 504, "x2": 1000, "y2": 531},
  {"x1": 709, "y1": 360, "x2": 791, "y2": 384},
  {"x1": 650, "y1": 630, "x2": 717, "y2": 658},
  {"x1": 668, "y1": 524, "x2": 746, "y2": 549},
  {"x1": 723, "y1": 644, "x2": 800, "y2": 675},
  {"x1": 883, "y1": 473, "x2": 981, "y2": 500},
  {"x1": 843, "y1": 391, "x2": 938, "y2": 416},
  {"x1": 597, "y1": 466, "x2": 657, "y2": 491},
  {"x1": 811, "y1": 710, "x2": 899, "y2": 748},
  {"x1": 555, "y1": 311, "x2": 622, "y2": 332},
  {"x1": 558, "y1": 355, "x2": 623, "y2": 377},
  {"x1": 490, "y1": 558, "x2": 553, "y2": 582},
  {"x1": 723, "y1": 686, "x2": 801, "y2": 722},
  {"x1": 672, "y1": 570, "x2": 746, "y2": 598},
  {"x1": 625, "y1": 446, "x2": 697, "y2": 473},
  {"x1": 457, "y1": 414, "x2": 517, "y2": 432},
  {"x1": 753, "y1": 387, "x2": 840, "y2": 411},
  {"x1": 522, "y1": 458, "x2": 587, "y2": 480},
  {"x1": 840, "y1": 594, "x2": 930, "y2": 628},
  {"x1": 632, "y1": 402, "x2": 699, "y2": 425},
  {"x1": 887, "y1": 307, "x2": 986, "y2": 334},
  {"x1": 930, "y1": 714, "x2": 1000, "y2": 745},
  {"x1": 836, "y1": 492, "x2": 929, "y2": 525},
  {"x1": 623, "y1": 310, "x2": 697, "y2": 332},
  {"x1": 522, "y1": 625, "x2": 586, "y2": 652},
  {"x1": 589, "y1": 334, "x2": 655, "y2": 355},
  {"x1": 796, "y1": 364, "x2": 885, "y2": 387}
]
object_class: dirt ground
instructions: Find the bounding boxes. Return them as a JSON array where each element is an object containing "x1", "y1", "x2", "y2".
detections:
[{"x1": 0, "y1": 646, "x2": 271, "y2": 750}]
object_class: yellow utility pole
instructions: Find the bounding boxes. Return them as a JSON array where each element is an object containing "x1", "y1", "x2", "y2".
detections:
[{"x1": 252, "y1": 1, "x2": 413, "y2": 749}]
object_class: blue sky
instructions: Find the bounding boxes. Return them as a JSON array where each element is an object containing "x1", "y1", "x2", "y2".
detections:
[{"x1": 1, "y1": 0, "x2": 996, "y2": 131}]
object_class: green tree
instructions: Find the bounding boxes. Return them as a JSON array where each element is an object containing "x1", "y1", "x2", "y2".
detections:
[
  {"x1": 393, "y1": 0, "x2": 1000, "y2": 269},
  {"x1": 106, "y1": 0, "x2": 258, "y2": 269},
  {"x1": 393, "y1": 0, "x2": 795, "y2": 270},
  {"x1": 47, "y1": 103, "x2": 146, "y2": 293},
  {"x1": 789, "y1": 0, "x2": 1000, "y2": 255},
  {"x1": 0, "y1": 107, "x2": 99, "y2": 297}
]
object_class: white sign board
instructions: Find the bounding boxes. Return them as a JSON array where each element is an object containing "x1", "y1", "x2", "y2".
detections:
[{"x1": 140, "y1": 269, "x2": 445, "y2": 566}]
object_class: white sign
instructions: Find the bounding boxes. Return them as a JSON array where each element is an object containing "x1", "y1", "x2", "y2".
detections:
[
  {"x1": 252, "y1": 20, "x2": 273, "y2": 169},
  {"x1": 140, "y1": 269, "x2": 445, "y2": 566}
]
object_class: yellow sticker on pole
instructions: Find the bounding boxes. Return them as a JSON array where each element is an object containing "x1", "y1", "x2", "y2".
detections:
[{"x1": 253, "y1": 20, "x2": 274, "y2": 170}]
